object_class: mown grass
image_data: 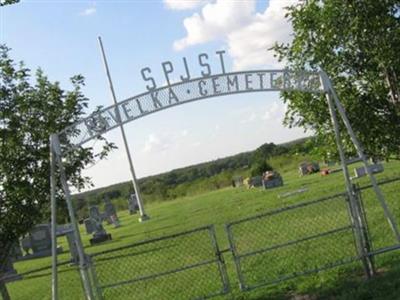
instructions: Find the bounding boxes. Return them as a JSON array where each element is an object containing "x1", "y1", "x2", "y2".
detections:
[{"x1": 5, "y1": 160, "x2": 400, "y2": 300}]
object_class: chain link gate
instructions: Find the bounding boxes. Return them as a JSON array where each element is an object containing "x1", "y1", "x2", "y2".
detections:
[
  {"x1": 88, "y1": 225, "x2": 230, "y2": 300},
  {"x1": 3, "y1": 179, "x2": 398, "y2": 299},
  {"x1": 225, "y1": 193, "x2": 362, "y2": 291}
]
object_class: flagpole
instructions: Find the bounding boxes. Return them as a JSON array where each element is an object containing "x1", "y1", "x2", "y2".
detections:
[{"x1": 97, "y1": 36, "x2": 149, "y2": 222}]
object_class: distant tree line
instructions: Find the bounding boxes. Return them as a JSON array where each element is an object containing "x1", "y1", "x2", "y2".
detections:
[{"x1": 72, "y1": 137, "x2": 314, "y2": 219}]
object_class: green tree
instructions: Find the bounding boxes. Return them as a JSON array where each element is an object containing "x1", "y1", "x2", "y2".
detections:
[
  {"x1": 0, "y1": 0, "x2": 19, "y2": 6},
  {"x1": 250, "y1": 159, "x2": 273, "y2": 177},
  {"x1": 0, "y1": 45, "x2": 114, "y2": 272},
  {"x1": 273, "y1": 0, "x2": 400, "y2": 160}
]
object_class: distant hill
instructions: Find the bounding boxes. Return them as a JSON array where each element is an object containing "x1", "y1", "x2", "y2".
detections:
[{"x1": 71, "y1": 136, "x2": 315, "y2": 220}]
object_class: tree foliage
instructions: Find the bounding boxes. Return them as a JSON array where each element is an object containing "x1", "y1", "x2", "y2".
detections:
[
  {"x1": 250, "y1": 160, "x2": 273, "y2": 177},
  {"x1": 273, "y1": 0, "x2": 400, "y2": 160},
  {"x1": 0, "y1": 0, "x2": 19, "y2": 6},
  {"x1": 76, "y1": 140, "x2": 312, "y2": 212},
  {"x1": 0, "y1": 45, "x2": 114, "y2": 261}
]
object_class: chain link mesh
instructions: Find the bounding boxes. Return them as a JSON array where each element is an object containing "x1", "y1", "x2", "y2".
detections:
[
  {"x1": 4, "y1": 260, "x2": 84, "y2": 300},
  {"x1": 357, "y1": 177, "x2": 400, "y2": 263},
  {"x1": 226, "y1": 194, "x2": 358, "y2": 290},
  {"x1": 3, "y1": 179, "x2": 398, "y2": 299},
  {"x1": 90, "y1": 226, "x2": 229, "y2": 300}
]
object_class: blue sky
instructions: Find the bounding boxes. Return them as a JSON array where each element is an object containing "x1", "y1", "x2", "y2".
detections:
[{"x1": 1, "y1": 0, "x2": 308, "y2": 189}]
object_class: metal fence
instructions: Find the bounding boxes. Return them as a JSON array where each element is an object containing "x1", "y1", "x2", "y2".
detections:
[
  {"x1": 225, "y1": 192, "x2": 359, "y2": 291},
  {"x1": 357, "y1": 177, "x2": 400, "y2": 266},
  {"x1": 3, "y1": 260, "x2": 84, "y2": 300},
  {"x1": 2, "y1": 178, "x2": 399, "y2": 300},
  {"x1": 89, "y1": 225, "x2": 229, "y2": 300}
]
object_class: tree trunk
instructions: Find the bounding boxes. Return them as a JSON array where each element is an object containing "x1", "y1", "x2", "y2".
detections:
[
  {"x1": 0, "y1": 280, "x2": 11, "y2": 300},
  {"x1": 385, "y1": 67, "x2": 399, "y2": 106},
  {"x1": 0, "y1": 242, "x2": 12, "y2": 300}
]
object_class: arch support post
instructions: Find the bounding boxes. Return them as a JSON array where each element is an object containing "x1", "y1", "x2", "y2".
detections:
[
  {"x1": 50, "y1": 134, "x2": 58, "y2": 300},
  {"x1": 51, "y1": 135, "x2": 95, "y2": 300},
  {"x1": 319, "y1": 74, "x2": 374, "y2": 278},
  {"x1": 320, "y1": 71, "x2": 400, "y2": 243}
]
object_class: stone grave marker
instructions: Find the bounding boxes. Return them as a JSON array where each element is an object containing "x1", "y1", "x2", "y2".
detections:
[
  {"x1": 354, "y1": 163, "x2": 384, "y2": 179},
  {"x1": 88, "y1": 206, "x2": 111, "y2": 245},
  {"x1": 251, "y1": 176, "x2": 263, "y2": 188},
  {"x1": 262, "y1": 171, "x2": 284, "y2": 189},
  {"x1": 84, "y1": 218, "x2": 95, "y2": 234},
  {"x1": 104, "y1": 196, "x2": 120, "y2": 228},
  {"x1": 30, "y1": 224, "x2": 52, "y2": 256},
  {"x1": 23, "y1": 224, "x2": 63, "y2": 258}
]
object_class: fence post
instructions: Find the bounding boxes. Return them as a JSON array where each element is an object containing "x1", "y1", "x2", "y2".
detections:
[
  {"x1": 319, "y1": 72, "x2": 373, "y2": 278},
  {"x1": 352, "y1": 184, "x2": 375, "y2": 277},
  {"x1": 320, "y1": 71, "x2": 400, "y2": 243},
  {"x1": 0, "y1": 280, "x2": 10, "y2": 300},
  {"x1": 208, "y1": 225, "x2": 230, "y2": 294},
  {"x1": 52, "y1": 135, "x2": 95, "y2": 300},
  {"x1": 49, "y1": 134, "x2": 58, "y2": 300},
  {"x1": 225, "y1": 224, "x2": 246, "y2": 291},
  {"x1": 86, "y1": 256, "x2": 103, "y2": 300}
]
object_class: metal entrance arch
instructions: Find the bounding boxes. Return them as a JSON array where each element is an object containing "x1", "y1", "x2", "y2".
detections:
[{"x1": 48, "y1": 69, "x2": 400, "y2": 300}]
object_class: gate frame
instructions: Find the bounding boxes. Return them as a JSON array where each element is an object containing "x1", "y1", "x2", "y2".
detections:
[
  {"x1": 48, "y1": 69, "x2": 400, "y2": 300},
  {"x1": 88, "y1": 225, "x2": 230, "y2": 299},
  {"x1": 225, "y1": 192, "x2": 359, "y2": 291}
]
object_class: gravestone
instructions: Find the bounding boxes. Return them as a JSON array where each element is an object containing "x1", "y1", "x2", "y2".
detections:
[
  {"x1": 251, "y1": 176, "x2": 263, "y2": 188},
  {"x1": 21, "y1": 224, "x2": 63, "y2": 259},
  {"x1": 128, "y1": 193, "x2": 139, "y2": 215},
  {"x1": 104, "y1": 196, "x2": 120, "y2": 228},
  {"x1": 354, "y1": 163, "x2": 384, "y2": 178},
  {"x1": 100, "y1": 212, "x2": 110, "y2": 224},
  {"x1": 298, "y1": 162, "x2": 320, "y2": 176},
  {"x1": 30, "y1": 224, "x2": 52, "y2": 256},
  {"x1": 262, "y1": 171, "x2": 283, "y2": 189},
  {"x1": 88, "y1": 206, "x2": 111, "y2": 245},
  {"x1": 84, "y1": 218, "x2": 95, "y2": 234}
]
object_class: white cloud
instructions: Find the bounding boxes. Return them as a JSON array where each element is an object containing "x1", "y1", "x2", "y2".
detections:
[
  {"x1": 263, "y1": 101, "x2": 287, "y2": 121},
  {"x1": 192, "y1": 141, "x2": 201, "y2": 147},
  {"x1": 240, "y1": 112, "x2": 257, "y2": 124},
  {"x1": 142, "y1": 130, "x2": 192, "y2": 153},
  {"x1": 228, "y1": 0, "x2": 297, "y2": 70},
  {"x1": 164, "y1": 0, "x2": 208, "y2": 10},
  {"x1": 80, "y1": 6, "x2": 96, "y2": 16},
  {"x1": 142, "y1": 134, "x2": 170, "y2": 153},
  {"x1": 173, "y1": 0, "x2": 256, "y2": 51},
  {"x1": 181, "y1": 129, "x2": 189, "y2": 137},
  {"x1": 172, "y1": 0, "x2": 298, "y2": 68}
]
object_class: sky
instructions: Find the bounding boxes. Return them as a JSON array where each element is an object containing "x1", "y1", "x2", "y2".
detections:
[{"x1": 1, "y1": 0, "x2": 309, "y2": 190}]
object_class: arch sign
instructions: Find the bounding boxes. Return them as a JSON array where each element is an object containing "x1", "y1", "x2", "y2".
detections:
[
  {"x1": 49, "y1": 50, "x2": 400, "y2": 300},
  {"x1": 59, "y1": 50, "x2": 323, "y2": 148}
]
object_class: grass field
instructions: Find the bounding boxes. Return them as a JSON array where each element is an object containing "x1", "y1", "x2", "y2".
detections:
[{"x1": 6, "y1": 160, "x2": 400, "y2": 300}]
